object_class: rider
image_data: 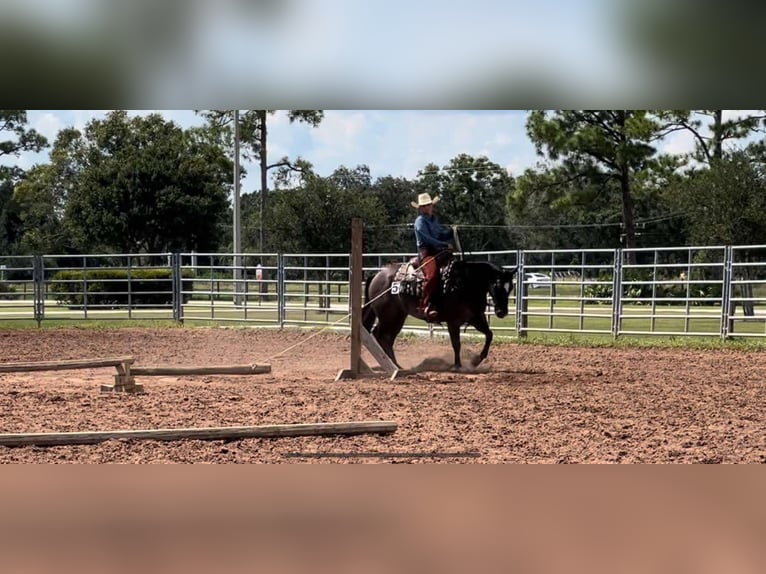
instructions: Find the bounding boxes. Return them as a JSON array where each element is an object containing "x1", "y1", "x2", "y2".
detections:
[{"x1": 412, "y1": 192, "x2": 454, "y2": 320}]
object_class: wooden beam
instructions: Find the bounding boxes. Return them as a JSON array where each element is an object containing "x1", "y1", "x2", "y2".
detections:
[
  {"x1": 0, "y1": 421, "x2": 398, "y2": 448},
  {"x1": 360, "y1": 327, "x2": 398, "y2": 374},
  {"x1": 0, "y1": 357, "x2": 135, "y2": 373},
  {"x1": 131, "y1": 364, "x2": 271, "y2": 376},
  {"x1": 349, "y1": 217, "x2": 363, "y2": 375}
]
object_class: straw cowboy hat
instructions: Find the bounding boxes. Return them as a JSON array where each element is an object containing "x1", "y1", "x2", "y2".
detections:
[{"x1": 411, "y1": 192, "x2": 441, "y2": 209}]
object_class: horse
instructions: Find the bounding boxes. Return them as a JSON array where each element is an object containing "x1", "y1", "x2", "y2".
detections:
[{"x1": 362, "y1": 256, "x2": 517, "y2": 370}]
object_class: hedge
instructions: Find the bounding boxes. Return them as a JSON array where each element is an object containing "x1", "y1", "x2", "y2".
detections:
[
  {"x1": 584, "y1": 270, "x2": 723, "y2": 305},
  {"x1": 50, "y1": 269, "x2": 194, "y2": 307}
]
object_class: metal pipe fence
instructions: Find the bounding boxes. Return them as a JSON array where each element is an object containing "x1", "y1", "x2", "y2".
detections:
[
  {"x1": 3, "y1": 246, "x2": 766, "y2": 339},
  {"x1": 0, "y1": 256, "x2": 36, "y2": 323}
]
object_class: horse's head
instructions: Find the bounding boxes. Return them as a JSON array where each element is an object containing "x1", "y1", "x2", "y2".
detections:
[{"x1": 488, "y1": 266, "x2": 517, "y2": 319}]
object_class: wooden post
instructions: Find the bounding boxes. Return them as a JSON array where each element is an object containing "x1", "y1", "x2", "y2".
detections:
[
  {"x1": 336, "y1": 219, "x2": 406, "y2": 381},
  {"x1": 350, "y1": 218, "x2": 363, "y2": 374},
  {"x1": 336, "y1": 219, "x2": 364, "y2": 380}
]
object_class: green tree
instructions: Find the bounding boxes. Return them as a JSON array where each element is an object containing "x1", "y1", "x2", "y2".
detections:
[
  {"x1": 508, "y1": 150, "x2": 687, "y2": 251},
  {"x1": 63, "y1": 111, "x2": 231, "y2": 253},
  {"x1": 370, "y1": 175, "x2": 417, "y2": 252},
  {"x1": 0, "y1": 111, "x2": 47, "y2": 159},
  {"x1": 526, "y1": 110, "x2": 676, "y2": 259},
  {"x1": 0, "y1": 111, "x2": 48, "y2": 254},
  {"x1": 268, "y1": 170, "x2": 386, "y2": 253},
  {"x1": 0, "y1": 176, "x2": 22, "y2": 254},
  {"x1": 507, "y1": 164, "x2": 623, "y2": 250},
  {"x1": 329, "y1": 164, "x2": 372, "y2": 192},
  {"x1": 12, "y1": 165, "x2": 65, "y2": 254},
  {"x1": 199, "y1": 110, "x2": 324, "y2": 250},
  {"x1": 659, "y1": 110, "x2": 766, "y2": 164},
  {"x1": 673, "y1": 149, "x2": 766, "y2": 246},
  {"x1": 9, "y1": 128, "x2": 85, "y2": 254}
]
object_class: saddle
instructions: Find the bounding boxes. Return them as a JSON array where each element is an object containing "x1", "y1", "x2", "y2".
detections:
[{"x1": 390, "y1": 257, "x2": 459, "y2": 299}]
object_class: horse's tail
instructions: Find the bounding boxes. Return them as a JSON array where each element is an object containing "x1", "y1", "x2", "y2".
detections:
[{"x1": 362, "y1": 274, "x2": 376, "y2": 331}]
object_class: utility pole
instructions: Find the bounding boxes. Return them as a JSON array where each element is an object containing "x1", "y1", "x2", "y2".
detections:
[{"x1": 233, "y1": 109, "x2": 243, "y2": 305}]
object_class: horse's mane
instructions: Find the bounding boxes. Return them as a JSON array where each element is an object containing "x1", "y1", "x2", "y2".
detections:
[{"x1": 457, "y1": 259, "x2": 507, "y2": 282}]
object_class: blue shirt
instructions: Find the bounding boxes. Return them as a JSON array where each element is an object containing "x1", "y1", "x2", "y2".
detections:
[{"x1": 415, "y1": 214, "x2": 454, "y2": 252}]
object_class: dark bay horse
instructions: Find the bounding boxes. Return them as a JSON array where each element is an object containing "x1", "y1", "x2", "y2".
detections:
[{"x1": 362, "y1": 259, "x2": 517, "y2": 370}]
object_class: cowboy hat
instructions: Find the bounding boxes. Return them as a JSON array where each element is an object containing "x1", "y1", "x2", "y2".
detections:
[{"x1": 411, "y1": 192, "x2": 441, "y2": 209}]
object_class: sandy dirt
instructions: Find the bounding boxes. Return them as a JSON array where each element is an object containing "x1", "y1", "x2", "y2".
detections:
[{"x1": 0, "y1": 327, "x2": 764, "y2": 463}]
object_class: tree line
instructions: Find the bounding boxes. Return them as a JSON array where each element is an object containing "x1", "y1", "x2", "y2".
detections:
[{"x1": 1, "y1": 109, "x2": 765, "y2": 258}]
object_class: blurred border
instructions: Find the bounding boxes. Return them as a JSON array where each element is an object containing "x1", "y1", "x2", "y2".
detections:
[
  {"x1": 1, "y1": 1, "x2": 760, "y2": 108},
  {"x1": 0, "y1": 466, "x2": 763, "y2": 574}
]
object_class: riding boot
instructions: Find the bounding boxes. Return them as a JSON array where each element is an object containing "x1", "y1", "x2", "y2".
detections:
[{"x1": 418, "y1": 297, "x2": 438, "y2": 321}]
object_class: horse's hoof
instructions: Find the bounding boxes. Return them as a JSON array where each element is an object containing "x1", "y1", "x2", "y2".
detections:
[
  {"x1": 450, "y1": 365, "x2": 463, "y2": 372},
  {"x1": 470, "y1": 356, "x2": 484, "y2": 368}
]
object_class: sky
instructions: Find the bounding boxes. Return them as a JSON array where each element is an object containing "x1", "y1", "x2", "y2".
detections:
[
  {"x1": 5, "y1": 110, "x2": 762, "y2": 196},
  {"x1": 14, "y1": 110, "x2": 540, "y2": 193}
]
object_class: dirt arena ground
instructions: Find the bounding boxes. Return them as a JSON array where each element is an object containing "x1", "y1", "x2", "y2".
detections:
[{"x1": 0, "y1": 327, "x2": 764, "y2": 463}]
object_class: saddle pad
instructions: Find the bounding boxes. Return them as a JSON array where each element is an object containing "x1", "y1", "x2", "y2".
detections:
[{"x1": 393, "y1": 262, "x2": 423, "y2": 283}]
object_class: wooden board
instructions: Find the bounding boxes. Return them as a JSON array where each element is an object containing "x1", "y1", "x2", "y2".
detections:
[
  {"x1": 131, "y1": 364, "x2": 271, "y2": 376},
  {"x1": 0, "y1": 356, "x2": 134, "y2": 373},
  {"x1": 360, "y1": 328, "x2": 399, "y2": 374},
  {"x1": 0, "y1": 421, "x2": 398, "y2": 448}
]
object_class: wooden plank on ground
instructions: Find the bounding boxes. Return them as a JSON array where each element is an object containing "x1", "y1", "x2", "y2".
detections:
[
  {"x1": 131, "y1": 364, "x2": 271, "y2": 376},
  {"x1": 0, "y1": 357, "x2": 135, "y2": 373},
  {"x1": 0, "y1": 421, "x2": 398, "y2": 448}
]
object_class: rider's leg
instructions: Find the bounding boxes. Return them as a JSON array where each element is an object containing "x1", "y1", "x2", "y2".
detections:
[{"x1": 418, "y1": 252, "x2": 439, "y2": 320}]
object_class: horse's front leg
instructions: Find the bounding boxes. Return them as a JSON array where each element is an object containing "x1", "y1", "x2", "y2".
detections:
[
  {"x1": 447, "y1": 321, "x2": 462, "y2": 369},
  {"x1": 469, "y1": 313, "x2": 493, "y2": 367}
]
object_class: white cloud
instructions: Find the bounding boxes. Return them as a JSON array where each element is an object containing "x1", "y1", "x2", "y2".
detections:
[
  {"x1": 311, "y1": 112, "x2": 368, "y2": 147},
  {"x1": 297, "y1": 110, "x2": 535, "y2": 180},
  {"x1": 490, "y1": 132, "x2": 514, "y2": 147},
  {"x1": 33, "y1": 112, "x2": 64, "y2": 142},
  {"x1": 660, "y1": 129, "x2": 697, "y2": 157}
]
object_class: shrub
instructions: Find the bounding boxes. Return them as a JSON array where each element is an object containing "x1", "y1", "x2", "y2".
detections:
[
  {"x1": 583, "y1": 269, "x2": 722, "y2": 305},
  {"x1": 50, "y1": 269, "x2": 194, "y2": 307},
  {"x1": 583, "y1": 275, "x2": 614, "y2": 303}
]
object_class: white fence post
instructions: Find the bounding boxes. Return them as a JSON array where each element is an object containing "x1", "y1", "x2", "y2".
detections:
[
  {"x1": 515, "y1": 250, "x2": 527, "y2": 338},
  {"x1": 611, "y1": 249, "x2": 623, "y2": 338},
  {"x1": 721, "y1": 246, "x2": 733, "y2": 339}
]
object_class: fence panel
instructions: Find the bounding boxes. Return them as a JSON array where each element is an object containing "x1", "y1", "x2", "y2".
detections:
[
  {"x1": 281, "y1": 253, "x2": 352, "y2": 328},
  {"x1": 727, "y1": 245, "x2": 766, "y2": 338},
  {"x1": 0, "y1": 256, "x2": 36, "y2": 323},
  {"x1": 517, "y1": 249, "x2": 617, "y2": 336},
  {"x1": 5, "y1": 245, "x2": 766, "y2": 339},
  {"x1": 619, "y1": 246, "x2": 726, "y2": 337},
  {"x1": 178, "y1": 253, "x2": 280, "y2": 325},
  {"x1": 40, "y1": 254, "x2": 176, "y2": 322}
]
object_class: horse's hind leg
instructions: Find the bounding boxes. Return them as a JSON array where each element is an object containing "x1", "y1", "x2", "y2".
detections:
[{"x1": 373, "y1": 315, "x2": 406, "y2": 369}]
